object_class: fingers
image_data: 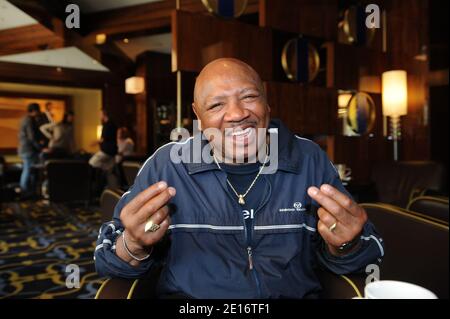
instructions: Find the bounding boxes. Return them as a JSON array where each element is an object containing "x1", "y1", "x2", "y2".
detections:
[
  {"x1": 311, "y1": 184, "x2": 368, "y2": 249},
  {"x1": 134, "y1": 187, "x2": 176, "y2": 222},
  {"x1": 142, "y1": 205, "x2": 169, "y2": 226},
  {"x1": 317, "y1": 207, "x2": 337, "y2": 229},
  {"x1": 140, "y1": 216, "x2": 171, "y2": 246},
  {"x1": 320, "y1": 184, "x2": 361, "y2": 217},
  {"x1": 124, "y1": 181, "x2": 169, "y2": 215},
  {"x1": 318, "y1": 220, "x2": 342, "y2": 247},
  {"x1": 308, "y1": 186, "x2": 348, "y2": 222},
  {"x1": 317, "y1": 208, "x2": 352, "y2": 239}
]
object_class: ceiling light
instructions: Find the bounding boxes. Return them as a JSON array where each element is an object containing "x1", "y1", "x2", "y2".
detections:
[{"x1": 96, "y1": 33, "x2": 107, "y2": 45}]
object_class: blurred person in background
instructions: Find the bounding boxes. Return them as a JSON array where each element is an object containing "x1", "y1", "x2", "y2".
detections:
[
  {"x1": 115, "y1": 127, "x2": 135, "y2": 164},
  {"x1": 39, "y1": 111, "x2": 75, "y2": 160},
  {"x1": 89, "y1": 109, "x2": 117, "y2": 171},
  {"x1": 18, "y1": 103, "x2": 43, "y2": 198},
  {"x1": 89, "y1": 109, "x2": 118, "y2": 196}
]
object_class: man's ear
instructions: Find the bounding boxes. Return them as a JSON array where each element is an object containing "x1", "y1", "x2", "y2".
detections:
[{"x1": 192, "y1": 103, "x2": 202, "y2": 130}]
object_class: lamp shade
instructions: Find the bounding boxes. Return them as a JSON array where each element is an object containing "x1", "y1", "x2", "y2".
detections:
[
  {"x1": 382, "y1": 70, "x2": 408, "y2": 116},
  {"x1": 338, "y1": 92, "x2": 353, "y2": 108},
  {"x1": 125, "y1": 76, "x2": 145, "y2": 94}
]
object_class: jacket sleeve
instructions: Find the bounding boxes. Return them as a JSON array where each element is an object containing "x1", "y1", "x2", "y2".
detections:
[
  {"x1": 25, "y1": 118, "x2": 42, "y2": 151},
  {"x1": 314, "y1": 151, "x2": 385, "y2": 275},
  {"x1": 94, "y1": 156, "x2": 164, "y2": 278}
]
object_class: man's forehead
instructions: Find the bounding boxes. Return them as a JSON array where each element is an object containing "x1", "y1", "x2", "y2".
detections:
[{"x1": 195, "y1": 67, "x2": 261, "y2": 102}]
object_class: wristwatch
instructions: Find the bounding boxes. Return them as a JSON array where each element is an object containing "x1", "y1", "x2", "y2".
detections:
[{"x1": 337, "y1": 234, "x2": 361, "y2": 253}]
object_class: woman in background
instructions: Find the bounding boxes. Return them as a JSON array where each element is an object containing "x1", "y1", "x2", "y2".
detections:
[
  {"x1": 39, "y1": 111, "x2": 75, "y2": 160},
  {"x1": 115, "y1": 127, "x2": 134, "y2": 163}
]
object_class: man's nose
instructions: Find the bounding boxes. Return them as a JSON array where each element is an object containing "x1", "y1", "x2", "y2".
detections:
[{"x1": 224, "y1": 99, "x2": 249, "y2": 122}]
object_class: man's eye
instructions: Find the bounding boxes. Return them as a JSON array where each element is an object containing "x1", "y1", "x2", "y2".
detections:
[
  {"x1": 209, "y1": 103, "x2": 223, "y2": 110},
  {"x1": 243, "y1": 95, "x2": 258, "y2": 100}
]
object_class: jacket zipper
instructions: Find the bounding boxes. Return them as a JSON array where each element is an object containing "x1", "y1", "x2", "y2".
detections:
[
  {"x1": 247, "y1": 246, "x2": 254, "y2": 270},
  {"x1": 245, "y1": 210, "x2": 263, "y2": 298},
  {"x1": 244, "y1": 176, "x2": 272, "y2": 299},
  {"x1": 215, "y1": 170, "x2": 271, "y2": 298}
]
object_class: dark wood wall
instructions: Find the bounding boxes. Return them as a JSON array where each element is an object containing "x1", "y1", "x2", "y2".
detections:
[
  {"x1": 172, "y1": 10, "x2": 273, "y2": 80},
  {"x1": 133, "y1": 51, "x2": 196, "y2": 153},
  {"x1": 2, "y1": 0, "x2": 437, "y2": 182},
  {"x1": 428, "y1": 0, "x2": 449, "y2": 188},
  {"x1": 170, "y1": 0, "x2": 432, "y2": 183},
  {"x1": 259, "y1": 0, "x2": 430, "y2": 182}
]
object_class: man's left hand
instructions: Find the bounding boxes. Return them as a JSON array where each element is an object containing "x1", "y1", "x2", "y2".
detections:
[{"x1": 307, "y1": 184, "x2": 368, "y2": 256}]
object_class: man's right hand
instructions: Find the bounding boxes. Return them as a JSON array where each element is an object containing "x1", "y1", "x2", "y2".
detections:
[{"x1": 115, "y1": 181, "x2": 176, "y2": 265}]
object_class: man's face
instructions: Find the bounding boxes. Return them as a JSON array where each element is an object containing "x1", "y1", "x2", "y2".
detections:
[{"x1": 193, "y1": 62, "x2": 270, "y2": 162}]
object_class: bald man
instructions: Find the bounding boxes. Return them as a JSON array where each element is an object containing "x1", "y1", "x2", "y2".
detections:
[{"x1": 95, "y1": 58, "x2": 384, "y2": 299}]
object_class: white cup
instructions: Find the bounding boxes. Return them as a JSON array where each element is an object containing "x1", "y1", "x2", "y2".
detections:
[{"x1": 362, "y1": 280, "x2": 438, "y2": 299}]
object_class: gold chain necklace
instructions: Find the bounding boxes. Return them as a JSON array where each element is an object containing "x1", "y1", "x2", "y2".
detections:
[{"x1": 212, "y1": 146, "x2": 269, "y2": 205}]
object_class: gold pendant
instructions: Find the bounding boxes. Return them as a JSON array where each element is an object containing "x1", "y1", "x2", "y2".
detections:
[{"x1": 238, "y1": 195, "x2": 245, "y2": 205}]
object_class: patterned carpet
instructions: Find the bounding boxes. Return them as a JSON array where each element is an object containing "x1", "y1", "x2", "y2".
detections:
[{"x1": 0, "y1": 200, "x2": 106, "y2": 299}]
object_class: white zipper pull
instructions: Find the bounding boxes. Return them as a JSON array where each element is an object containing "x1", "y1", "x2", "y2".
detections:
[{"x1": 247, "y1": 246, "x2": 253, "y2": 270}]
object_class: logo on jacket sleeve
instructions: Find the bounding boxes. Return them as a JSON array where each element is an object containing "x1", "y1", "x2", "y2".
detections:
[{"x1": 279, "y1": 202, "x2": 306, "y2": 212}]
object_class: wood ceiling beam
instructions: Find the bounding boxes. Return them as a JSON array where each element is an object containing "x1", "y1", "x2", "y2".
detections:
[
  {"x1": 84, "y1": 0, "x2": 259, "y2": 42},
  {"x1": 5, "y1": 0, "x2": 102, "y2": 62},
  {"x1": 0, "y1": 23, "x2": 64, "y2": 56},
  {"x1": 0, "y1": 60, "x2": 118, "y2": 88}
]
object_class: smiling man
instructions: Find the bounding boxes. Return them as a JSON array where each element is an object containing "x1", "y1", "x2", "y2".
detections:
[{"x1": 95, "y1": 58, "x2": 384, "y2": 298}]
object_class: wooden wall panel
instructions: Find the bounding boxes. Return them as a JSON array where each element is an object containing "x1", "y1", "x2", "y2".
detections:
[
  {"x1": 326, "y1": 41, "x2": 430, "y2": 164},
  {"x1": 260, "y1": 0, "x2": 338, "y2": 40},
  {"x1": 265, "y1": 82, "x2": 337, "y2": 135},
  {"x1": 388, "y1": 54, "x2": 430, "y2": 161},
  {"x1": 381, "y1": 0, "x2": 429, "y2": 58},
  {"x1": 84, "y1": 0, "x2": 259, "y2": 41},
  {"x1": 332, "y1": 94, "x2": 392, "y2": 183},
  {"x1": 326, "y1": 42, "x2": 387, "y2": 92},
  {"x1": 133, "y1": 52, "x2": 197, "y2": 154},
  {"x1": 172, "y1": 10, "x2": 273, "y2": 80}
]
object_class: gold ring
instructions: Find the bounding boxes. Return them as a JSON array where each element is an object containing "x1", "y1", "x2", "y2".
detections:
[
  {"x1": 329, "y1": 222, "x2": 337, "y2": 232},
  {"x1": 144, "y1": 219, "x2": 160, "y2": 233}
]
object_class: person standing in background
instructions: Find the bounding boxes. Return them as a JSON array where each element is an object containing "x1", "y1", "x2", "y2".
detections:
[
  {"x1": 89, "y1": 109, "x2": 117, "y2": 171},
  {"x1": 39, "y1": 111, "x2": 75, "y2": 160},
  {"x1": 115, "y1": 127, "x2": 135, "y2": 163},
  {"x1": 18, "y1": 103, "x2": 43, "y2": 198},
  {"x1": 34, "y1": 102, "x2": 53, "y2": 148},
  {"x1": 44, "y1": 102, "x2": 55, "y2": 124}
]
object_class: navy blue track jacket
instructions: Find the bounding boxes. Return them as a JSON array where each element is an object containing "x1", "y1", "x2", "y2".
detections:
[{"x1": 95, "y1": 119, "x2": 384, "y2": 298}]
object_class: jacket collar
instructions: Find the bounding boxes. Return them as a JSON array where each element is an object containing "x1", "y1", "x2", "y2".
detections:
[{"x1": 184, "y1": 119, "x2": 302, "y2": 175}]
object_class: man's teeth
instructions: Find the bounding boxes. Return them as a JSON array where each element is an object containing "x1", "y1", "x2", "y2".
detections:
[{"x1": 231, "y1": 127, "x2": 252, "y2": 137}]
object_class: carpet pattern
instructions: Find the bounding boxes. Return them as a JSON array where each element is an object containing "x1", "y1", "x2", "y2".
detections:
[{"x1": 0, "y1": 201, "x2": 106, "y2": 299}]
